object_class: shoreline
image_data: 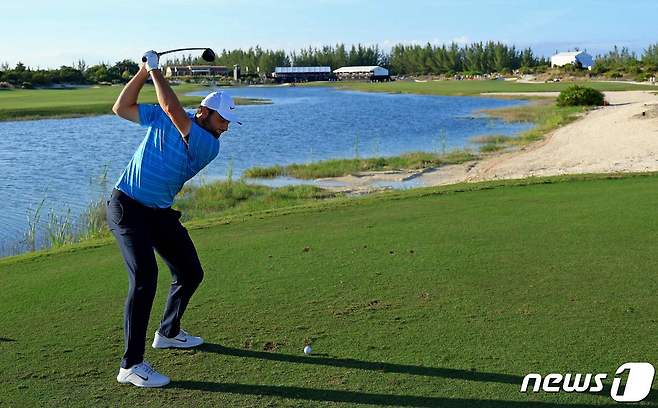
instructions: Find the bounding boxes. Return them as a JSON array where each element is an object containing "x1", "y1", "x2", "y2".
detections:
[
  {"x1": 311, "y1": 90, "x2": 658, "y2": 193},
  {"x1": 241, "y1": 95, "x2": 580, "y2": 192},
  {"x1": 301, "y1": 79, "x2": 658, "y2": 97},
  {"x1": 0, "y1": 97, "x2": 269, "y2": 123},
  {"x1": 0, "y1": 82, "x2": 270, "y2": 122}
]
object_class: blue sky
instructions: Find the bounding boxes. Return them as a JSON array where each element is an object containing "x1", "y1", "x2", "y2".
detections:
[{"x1": 1, "y1": 0, "x2": 656, "y2": 69}]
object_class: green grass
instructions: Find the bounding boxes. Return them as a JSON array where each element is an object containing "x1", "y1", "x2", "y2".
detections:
[
  {"x1": 175, "y1": 180, "x2": 340, "y2": 221},
  {"x1": 474, "y1": 100, "x2": 587, "y2": 149},
  {"x1": 3, "y1": 173, "x2": 658, "y2": 406},
  {"x1": 307, "y1": 80, "x2": 657, "y2": 96},
  {"x1": 243, "y1": 150, "x2": 477, "y2": 179},
  {"x1": 12, "y1": 180, "x2": 341, "y2": 255},
  {"x1": 0, "y1": 85, "x2": 267, "y2": 121}
]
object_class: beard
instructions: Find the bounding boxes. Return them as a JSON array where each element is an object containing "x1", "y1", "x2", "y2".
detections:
[{"x1": 197, "y1": 116, "x2": 222, "y2": 138}]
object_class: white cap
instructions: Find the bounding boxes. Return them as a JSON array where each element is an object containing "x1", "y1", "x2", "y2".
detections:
[{"x1": 200, "y1": 91, "x2": 242, "y2": 125}]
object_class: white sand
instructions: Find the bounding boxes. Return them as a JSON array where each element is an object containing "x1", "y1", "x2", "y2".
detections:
[{"x1": 459, "y1": 91, "x2": 658, "y2": 182}]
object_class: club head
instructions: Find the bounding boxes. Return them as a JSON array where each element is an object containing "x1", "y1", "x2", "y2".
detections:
[{"x1": 202, "y1": 48, "x2": 216, "y2": 62}]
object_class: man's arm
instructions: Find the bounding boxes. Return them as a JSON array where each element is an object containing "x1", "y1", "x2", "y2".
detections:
[
  {"x1": 112, "y1": 65, "x2": 149, "y2": 123},
  {"x1": 150, "y1": 69, "x2": 192, "y2": 137}
]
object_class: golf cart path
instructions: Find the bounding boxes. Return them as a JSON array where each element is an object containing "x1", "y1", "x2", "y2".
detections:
[{"x1": 322, "y1": 91, "x2": 658, "y2": 193}]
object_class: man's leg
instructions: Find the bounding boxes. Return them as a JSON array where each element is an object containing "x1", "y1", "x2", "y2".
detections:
[
  {"x1": 152, "y1": 209, "x2": 204, "y2": 338},
  {"x1": 107, "y1": 193, "x2": 159, "y2": 369}
]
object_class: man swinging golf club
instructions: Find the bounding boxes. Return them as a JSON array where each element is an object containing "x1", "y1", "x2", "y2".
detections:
[{"x1": 107, "y1": 50, "x2": 240, "y2": 387}]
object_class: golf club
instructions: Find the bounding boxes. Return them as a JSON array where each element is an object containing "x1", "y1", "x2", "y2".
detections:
[{"x1": 142, "y1": 48, "x2": 216, "y2": 62}]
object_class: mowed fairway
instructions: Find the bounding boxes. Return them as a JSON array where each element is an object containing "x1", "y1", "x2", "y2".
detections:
[
  {"x1": 313, "y1": 80, "x2": 658, "y2": 96},
  {"x1": 0, "y1": 85, "x2": 262, "y2": 121},
  {"x1": 3, "y1": 175, "x2": 658, "y2": 407}
]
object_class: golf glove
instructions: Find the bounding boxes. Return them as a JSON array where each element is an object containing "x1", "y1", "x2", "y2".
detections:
[{"x1": 142, "y1": 50, "x2": 159, "y2": 72}]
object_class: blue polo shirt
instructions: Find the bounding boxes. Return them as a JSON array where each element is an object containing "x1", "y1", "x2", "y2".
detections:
[{"x1": 115, "y1": 104, "x2": 220, "y2": 208}]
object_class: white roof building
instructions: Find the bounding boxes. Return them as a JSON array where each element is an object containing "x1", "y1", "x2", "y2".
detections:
[
  {"x1": 274, "y1": 66, "x2": 331, "y2": 74},
  {"x1": 550, "y1": 51, "x2": 594, "y2": 70},
  {"x1": 333, "y1": 66, "x2": 389, "y2": 76}
]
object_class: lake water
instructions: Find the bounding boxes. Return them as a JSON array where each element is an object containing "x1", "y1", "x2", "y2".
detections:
[{"x1": 0, "y1": 86, "x2": 531, "y2": 255}]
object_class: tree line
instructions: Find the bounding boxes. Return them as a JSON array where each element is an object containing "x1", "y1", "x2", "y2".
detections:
[
  {"x1": 389, "y1": 42, "x2": 548, "y2": 75},
  {"x1": 2, "y1": 42, "x2": 657, "y2": 88},
  {"x1": 163, "y1": 41, "x2": 658, "y2": 77},
  {"x1": 179, "y1": 42, "x2": 544, "y2": 75},
  {"x1": 591, "y1": 45, "x2": 658, "y2": 79},
  {"x1": 0, "y1": 59, "x2": 139, "y2": 88}
]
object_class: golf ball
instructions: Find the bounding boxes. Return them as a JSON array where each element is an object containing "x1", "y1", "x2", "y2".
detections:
[{"x1": 303, "y1": 345, "x2": 312, "y2": 355}]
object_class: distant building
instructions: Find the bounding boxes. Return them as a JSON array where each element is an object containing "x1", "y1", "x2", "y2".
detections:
[
  {"x1": 333, "y1": 66, "x2": 390, "y2": 81},
  {"x1": 550, "y1": 51, "x2": 593, "y2": 70},
  {"x1": 272, "y1": 66, "x2": 333, "y2": 83},
  {"x1": 165, "y1": 65, "x2": 231, "y2": 77}
]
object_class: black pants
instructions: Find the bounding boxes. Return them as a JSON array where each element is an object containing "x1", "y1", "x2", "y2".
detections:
[{"x1": 106, "y1": 188, "x2": 204, "y2": 369}]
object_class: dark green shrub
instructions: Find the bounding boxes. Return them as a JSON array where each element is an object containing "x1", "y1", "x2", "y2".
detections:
[
  {"x1": 556, "y1": 85, "x2": 605, "y2": 107},
  {"x1": 534, "y1": 65, "x2": 549, "y2": 74},
  {"x1": 590, "y1": 64, "x2": 609, "y2": 75},
  {"x1": 634, "y1": 72, "x2": 652, "y2": 82},
  {"x1": 560, "y1": 62, "x2": 580, "y2": 72}
]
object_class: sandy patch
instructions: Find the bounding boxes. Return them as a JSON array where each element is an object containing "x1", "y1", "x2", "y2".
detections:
[{"x1": 462, "y1": 91, "x2": 658, "y2": 181}]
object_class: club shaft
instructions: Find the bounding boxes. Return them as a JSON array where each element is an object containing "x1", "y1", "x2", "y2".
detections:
[
  {"x1": 157, "y1": 48, "x2": 208, "y2": 57},
  {"x1": 141, "y1": 48, "x2": 212, "y2": 62}
]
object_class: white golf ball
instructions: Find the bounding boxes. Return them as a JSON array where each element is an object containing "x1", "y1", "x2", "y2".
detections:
[{"x1": 303, "y1": 345, "x2": 312, "y2": 354}]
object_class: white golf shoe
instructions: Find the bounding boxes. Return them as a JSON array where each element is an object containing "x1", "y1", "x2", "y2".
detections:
[
  {"x1": 116, "y1": 361, "x2": 170, "y2": 388},
  {"x1": 152, "y1": 329, "x2": 204, "y2": 349}
]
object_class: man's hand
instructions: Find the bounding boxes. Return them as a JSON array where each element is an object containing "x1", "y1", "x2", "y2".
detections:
[{"x1": 142, "y1": 50, "x2": 160, "y2": 72}]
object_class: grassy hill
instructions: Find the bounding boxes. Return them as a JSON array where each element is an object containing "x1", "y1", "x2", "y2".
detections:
[{"x1": 2, "y1": 174, "x2": 658, "y2": 406}]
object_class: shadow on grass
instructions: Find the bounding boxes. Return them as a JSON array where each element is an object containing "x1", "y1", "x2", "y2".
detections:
[
  {"x1": 168, "y1": 380, "x2": 624, "y2": 407},
  {"x1": 0, "y1": 337, "x2": 15, "y2": 342},
  {"x1": 198, "y1": 342, "x2": 521, "y2": 384},
  {"x1": 186, "y1": 344, "x2": 658, "y2": 406}
]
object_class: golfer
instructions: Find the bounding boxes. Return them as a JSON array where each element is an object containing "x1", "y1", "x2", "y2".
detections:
[{"x1": 107, "y1": 50, "x2": 240, "y2": 388}]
